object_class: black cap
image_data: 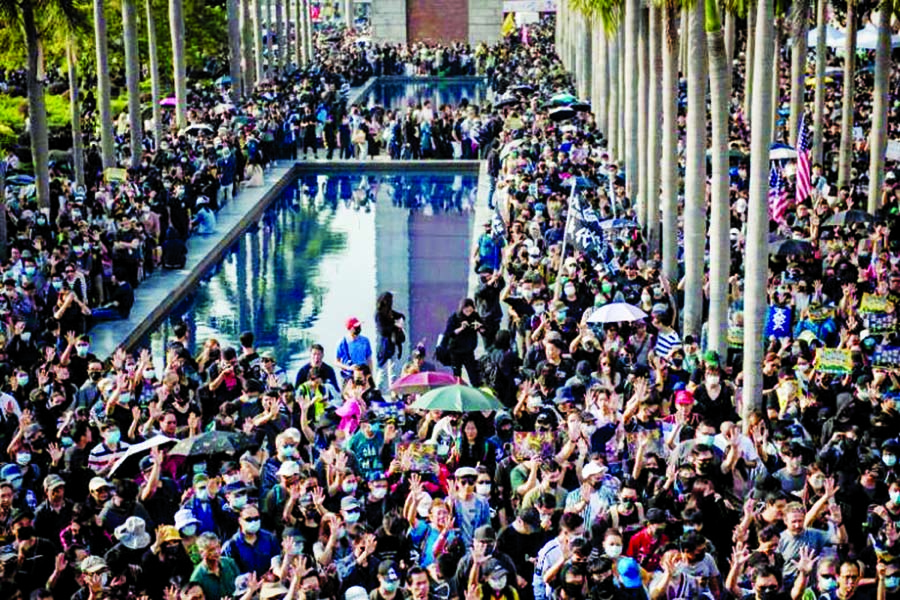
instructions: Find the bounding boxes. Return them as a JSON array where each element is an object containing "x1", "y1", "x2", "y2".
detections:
[{"x1": 646, "y1": 508, "x2": 666, "y2": 524}]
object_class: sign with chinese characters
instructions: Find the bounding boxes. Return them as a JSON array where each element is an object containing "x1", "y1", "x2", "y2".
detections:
[
  {"x1": 765, "y1": 306, "x2": 793, "y2": 340},
  {"x1": 813, "y1": 348, "x2": 854, "y2": 375}
]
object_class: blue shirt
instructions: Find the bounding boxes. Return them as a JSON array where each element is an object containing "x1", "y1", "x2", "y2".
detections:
[
  {"x1": 336, "y1": 335, "x2": 373, "y2": 378},
  {"x1": 223, "y1": 529, "x2": 280, "y2": 576},
  {"x1": 185, "y1": 496, "x2": 217, "y2": 535}
]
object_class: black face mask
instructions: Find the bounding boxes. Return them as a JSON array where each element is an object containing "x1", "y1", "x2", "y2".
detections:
[
  {"x1": 563, "y1": 583, "x2": 585, "y2": 599},
  {"x1": 89, "y1": 372, "x2": 103, "y2": 382}
]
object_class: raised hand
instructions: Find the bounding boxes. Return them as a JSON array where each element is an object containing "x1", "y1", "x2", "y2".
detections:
[
  {"x1": 794, "y1": 546, "x2": 816, "y2": 575},
  {"x1": 47, "y1": 443, "x2": 64, "y2": 465}
]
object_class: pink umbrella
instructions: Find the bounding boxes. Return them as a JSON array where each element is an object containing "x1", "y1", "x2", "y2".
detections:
[
  {"x1": 160, "y1": 97, "x2": 177, "y2": 107},
  {"x1": 390, "y1": 371, "x2": 459, "y2": 395}
]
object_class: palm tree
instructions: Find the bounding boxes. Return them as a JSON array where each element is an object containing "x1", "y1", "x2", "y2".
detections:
[
  {"x1": 682, "y1": 0, "x2": 708, "y2": 340},
  {"x1": 275, "y1": 0, "x2": 284, "y2": 76},
  {"x1": 836, "y1": 0, "x2": 857, "y2": 188},
  {"x1": 146, "y1": 0, "x2": 163, "y2": 149},
  {"x1": 743, "y1": 2, "x2": 755, "y2": 124},
  {"x1": 637, "y1": 6, "x2": 649, "y2": 227},
  {"x1": 254, "y1": 0, "x2": 264, "y2": 80},
  {"x1": 743, "y1": 0, "x2": 776, "y2": 426},
  {"x1": 295, "y1": 0, "x2": 304, "y2": 67},
  {"x1": 242, "y1": 0, "x2": 256, "y2": 89},
  {"x1": 659, "y1": 0, "x2": 680, "y2": 283},
  {"x1": 646, "y1": 4, "x2": 662, "y2": 255},
  {"x1": 0, "y1": 0, "x2": 82, "y2": 208},
  {"x1": 93, "y1": 0, "x2": 115, "y2": 168},
  {"x1": 706, "y1": 0, "x2": 731, "y2": 357},
  {"x1": 591, "y1": 14, "x2": 608, "y2": 135},
  {"x1": 228, "y1": 0, "x2": 243, "y2": 103},
  {"x1": 623, "y1": 0, "x2": 640, "y2": 207},
  {"x1": 67, "y1": 35, "x2": 85, "y2": 187},
  {"x1": 122, "y1": 0, "x2": 143, "y2": 168},
  {"x1": 788, "y1": 0, "x2": 809, "y2": 142},
  {"x1": 169, "y1": 0, "x2": 188, "y2": 129},
  {"x1": 867, "y1": 3, "x2": 894, "y2": 212},
  {"x1": 812, "y1": 0, "x2": 826, "y2": 163}
]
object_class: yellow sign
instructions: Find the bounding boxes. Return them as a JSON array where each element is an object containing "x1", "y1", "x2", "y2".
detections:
[
  {"x1": 813, "y1": 348, "x2": 854, "y2": 375},
  {"x1": 104, "y1": 168, "x2": 127, "y2": 182}
]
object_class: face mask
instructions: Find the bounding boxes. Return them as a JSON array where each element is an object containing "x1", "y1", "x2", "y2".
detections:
[
  {"x1": 144, "y1": 370, "x2": 156, "y2": 380},
  {"x1": 758, "y1": 588, "x2": 779, "y2": 600},
  {"x1": 98, "y1": 572, "x2": 109, "y2": 587},
  {"x1": 885, "y1": 576, "x2": 900, "y2": 590},
  {"x1": 706, "y1": 375, "x2": 720, "y2": 386},
  {"x1": 90, "y1": 372, "x2": 103, "y2": 382},
  {"x1": 672, "y1": 357, "x2": 683, "y2": 368},
  {"x1": 345, "y1": 511, "x2": 360, "y2": 523},
  {"x1": 564, "y1": 285, "x2": 576, "y2": 296},
  {"x1": 604, "y1": 544, "x2": 622, "y2": 558},
  {"x1": 231, "y1": 495, "x2": 248, "y2": 510},
  {"x1": 51, "y1": 281, "x2": 63, "y2": 291},
  {"x1": 342, "y1": 481, "x2": 358, "y2": 494},
  {"x1": 697, "y1": 434, "x2": 715, "y2": 447},
  {"x1": 37, "y1": 218, "x2": 46, "y2": 225},
  {"x1": 16, "y1": 452, "x2": 30, "y2": 466},
  {"x1": 181, "y1": 525, "x2": 197, "y2": 537},
  {"x1": 885, "y1": 454, "x2": 897, "y2": 467},
  {"x1": 891, "y1": 491, "x2": 900, "y2": 505},
  {"x1": 104, "y1": 430, "x2": 121, "y2": 445},
  {"x1": 371, "y1": 487, "x2": 388, "y2": 500},
  {"x1": 243, "y1": 519, "x2": 261, "y2": 534},
  {"x1": 522, "y1": 289, "x2": 534, "y2": 300},
  {"x1": 437, "y1": 442, "x2": 451, "y2": 456},
  {"x1": 119, "y1": 393, "x2": 131, "y2": 404},
  {"x1": 476, "y1": 483, "x2": 492, "y2": 496},
  {"x1": 280, "y1": 447, "x2": 298, "y2": 460},
  {"x1": 533, "y1": 303, "x2": 545, "y2": 315},
  {"x1": 195, "y1": 489, "x2": 209, "y2": 501},
  {"x1": 76, "y1": 345, "x2": 89, "y2": 357},
  {"x1": 383, "y1": 581, "x2": 399, "y2": 593},
  {"x1": 16, "y1": 375, "x2": 28, "y2": 387},
  {"x1": 488, "y1": 576, "x2": 507, "y2": 591},
  {"x1": 819, "y1": 578, "x2": 837, "y2": 593},
  {"x1": 24, "y1": 267, "x2": 35, "y2": 276},
  {"x1": 20, "y1": 331, "x2": 30, "y2": 342}
]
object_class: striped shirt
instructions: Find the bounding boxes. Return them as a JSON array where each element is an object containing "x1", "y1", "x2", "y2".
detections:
[
  {"x1": 654, "y1": 327, "x2": 682, "y2": 358},
  {"x1": 88, "y1": 441, "x2": 131, "y2": 474},
  {"x1": 533, "y1": 537, "x2": 562, "y2": 600}
]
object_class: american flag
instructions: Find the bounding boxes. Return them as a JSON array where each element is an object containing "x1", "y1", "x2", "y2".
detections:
[
  {"x1": 796, "y1": 113, "x2": 813, "y2": 204},
  {"x1": 769, "y1": 165, "x2": 789, "y2": 223}
]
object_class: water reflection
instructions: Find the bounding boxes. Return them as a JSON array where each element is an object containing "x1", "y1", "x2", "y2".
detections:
[
  {"x1": 361, "y1": 79, "x2": 488, "y2": 112},
  {"x1": 147, "y1": 170, "x2": 479, "y2": 378}
]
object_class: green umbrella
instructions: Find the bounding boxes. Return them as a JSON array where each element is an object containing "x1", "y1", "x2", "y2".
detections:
[
  {"x1": 549, "y1": 92, "x2": 577, "y2": 106},
  {"x1": 410, "y1": 384, "x2": 503, "y2": 412}
]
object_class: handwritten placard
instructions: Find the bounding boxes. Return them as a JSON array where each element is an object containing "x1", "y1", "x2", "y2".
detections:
[
  {"x1": 814, "y1": 348, "x2": 854, "y2": 375},
  {"x1": 397, "y1": 443, "x2": 437, "y2": 472},
  {"x1": 512, "y1": 432, "x2": 556, "y2": 462},
  {"x1": 860, "y1": 293, "x2": 894, "y2": 314}
]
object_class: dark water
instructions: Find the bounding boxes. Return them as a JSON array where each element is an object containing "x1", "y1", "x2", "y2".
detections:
[
  {"x1": 360, "y1": 79, "x2": 489, "y2": 112},
  {"x1": 146, "y1": 171, "x2": 479, "y2": 377}
]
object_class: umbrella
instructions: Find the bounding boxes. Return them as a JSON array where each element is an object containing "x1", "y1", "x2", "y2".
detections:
[
  {"x1": 549, "y1": 92, "x2": 577, "y2": 106},
  {"x1": 181, "y1": 123, "x2": 214, "y2": 136},
  {"x1": 571, "y1": 101, "x2": 591, "y2": 112},
  {"x1": 215, "y1": 75, "x2": 232, "y2": 86},
  {"x1": 770, "y1": 238, "x2": 814, "y2": 257},
  {"x1": 390, "y1": 371, "x2": 459, "y2": 395},
  {"x1": 493, "y1": 95, "x2": 519, "y2": 110},
  {"x1": 213, "y1": 103, "x2": 235, "y2": 115},
  {"x1": 5, "y1": 174, "x2": 34, "y2": 186},
  {"x1": 600, "y1": 218, "x2": 639, "y2": 230},
  {"x1": 769, "y1": 144, "x2": 797, "y2": 160},
  {"x1": 160, "y1": 96, "x2": 177, "y2": 107},
  {"x1": 509, "y1": 84, "x2": 535, "y2": 94},
  {"x1": 549, "y1": 106, "x2": 576, "y2": 122},
  {"x1": 499, "y1": 138, "x2": 526, "y2": 160},
  {"x1": 823, "y1": 209, "x2": 875, "y2": 227},
  {"x1": 587, "y1": 302, "x2": 649, "y2": 324},
  {"x1": 410, "y1": 385, "x2": 503, "y2": 412},
  {"x1": 233, "y1": 115, "x2": 255, "y2": 125},
  {"x1": 168, "y1": 431, "x2": 252, "y2": 458},
  {"x1": 108, "y1": 434, "x2": 178, "y2": 476}
]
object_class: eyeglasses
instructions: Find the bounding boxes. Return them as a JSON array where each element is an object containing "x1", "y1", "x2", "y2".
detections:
[{"x1": 460, "y1": 477, "x2": 477, "y2": 485}]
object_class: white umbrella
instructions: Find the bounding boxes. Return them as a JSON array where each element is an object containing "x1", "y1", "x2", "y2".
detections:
[
  {"x1": 213, "y1": 103, "x2": 235, "y2": 115},
  {"x1": 769, "y1": 146, "x2": 797, "y2": 160},
  {"x1": 587, "y1": 302, "x2": 649, "y2": 324},
  {"x1": 855, "y1": 23, "x2": 900, "y2": 50},
  {"x1": 108, "y1": 434, "x2": 177, "y2": 476},
  {"x1": 500, "y1": 138, "x2": 526, "y2": 160},
  {"x1": 806, "y1": 25, "x2": 846, "y2": 48},
  {"x1": 181, "y1": 123, "x2": 214, "y2": 135}
]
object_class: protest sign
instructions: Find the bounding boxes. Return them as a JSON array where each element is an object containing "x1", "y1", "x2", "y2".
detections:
[
  {"x1": 886, "y1": 140, "x2": 900, "y2": 162},
  {"x1": 397, "y1": 443, "x2": 437, "y2": 472},
  {"x1": 765, "y1": 306, "x2": 793, "y2": 340},
  {"x1": 813, "y1": 348, "x2": 854, "y2": 374},
  {"x1": 873, "y1": 347, "x2": 900, "y2": 372},
  {"x1": 859, "y1": 293, "x2": 894, "y2": 314},
  {"x1": 512, "y1": 431, "x2": 556, "y2": 462}
]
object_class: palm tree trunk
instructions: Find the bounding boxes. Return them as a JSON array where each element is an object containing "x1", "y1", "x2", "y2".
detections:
[
  {"x1": 683, "y1": 0, "x2": 708, "y2": 339},
  {"x1": 724, "y1": 10, "x2": 735, "y2": 67},
  {"x1": 788, "y1": 0, "x2": 808, "y2": 145},
  {"x1": 266, "y1": 0, "x2": 275, "y2": 78},
  {"x1": 169, "y1": 0, "x2": 188, "y2": 129},
  {"x1": 122, "y1": 0, "x2": 143, "y2": 168},
  {"x1": 242, "y1": 0, "x2": 256, "y2": 89},
  {"x1": 837, "y1": 0, "x2": 856, "y2": 188},
  {"x1": 67, "y1": 38, "x2": 86, "y2": 188},
  {"x1": 22, "y1": 2, "x2": 50, "y2": 208},
  {"x1": 744, "y1": 3, "x2": 755, "y2": 125},
  {"x1": 295, "y1": 0, "x2": 304, "y2": 67},
  {"x1": 592, "y1": 17, "x2": 608, "y2": 135},
  {"x1": 305, "y1": 0, "x2": 314, "y2": 64},
  {"x1": 284, "y1": 0, "x2": 291, "y2": 70},
  {"x1": 743, "y1": 0, "x2": 776, "y2": 428},
  {"x1": 647, "y1": 4, "x2": 662, "y2": 255},
  {"x1": 0, "y1": 163, "x2": 6, "y2": 262},
  {"x1": 812, "y1": 0, "x2": 826, "y2": 163},
  {"x1": 661, "y1": 5, "x2": 679, "y2": 283},
  {"x1": 228, "y1": 0, "x2": 243, "y2": 102},
  {"x1": 624, "y1": 0, "x2": 640, "y2": 207},
  {"x1": 680, "y1": 5, "x2": 689, "y2": 76},
  {"x1": 94, "y1": 0, "x2": 115, "y2": 169},
  {"x1": 254, "y1": 0, "x2": 265, "y2": 79},
  {"x1": 771, "y1": 21, "x2": 781, "y2": 136},
  {"x1": 706, "y1": 0, "x2": 731, "y2": 357},
  {"x1": 146, "y1": 0, "x2": 163, "y2": 149},
  {"x1": 345, "y1": 0, "x2": 354, "y2": 29},
  {"x1": 617, "y1": 27, "x2": 625, "y2": 162},
  {"x1": 275, "y1": 0, "x2": 284, "y2": 76},
  {"x1": 638, "y1": 6, "x2": 649, "y2": 228},
  {"x1": 67, "y1": 38, "x2": 85, "y2": 188},
  {"x1": 580, "y1": 19, "x2": 593, "y2": 100},
  {"x1": 607, "y1": 31, "x2": 620, "y2": 162},
  {"x1": 867, "y1": 4, "x2": 890, "y2": 213}
]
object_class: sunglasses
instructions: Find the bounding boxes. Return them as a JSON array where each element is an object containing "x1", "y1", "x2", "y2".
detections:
[
  {"x1": 242, "y1": 516, "x2": 261, "y2": 522},
  {"x1": 460, "y1": 477, "x2": 477, "y2": 485}
]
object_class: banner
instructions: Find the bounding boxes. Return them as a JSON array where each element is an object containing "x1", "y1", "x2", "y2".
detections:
[
  {"x1": 814, "y1": 348, "x2": 854, "y2": 374},
  {"x1": 860, "y1": 293, "x2": 894, "y2": 314},
  {"x1": 863, "y1": 311, "x2": 899, "y2": 334},
  {"x1": 873, "y1": 347, "x2": 900, "y2": 371},
  {"x1": 104, "y1": 168, "x2": 127, "y2": 182},
  {"x1": 765, "y1": 306, "x2": 793, "y2": 340},
  {"x1": 397, "y1": 443, "x2": 436, "y2": 472},
  {"x1": 568, "y1": 195, "x2": 604, "y2": 258},
  {"x1": 512, "y1": 431, "x2": 556, "y2": 462},
  {"x1": 886, "y1": 140, "x2": 900, "y2": 162}
]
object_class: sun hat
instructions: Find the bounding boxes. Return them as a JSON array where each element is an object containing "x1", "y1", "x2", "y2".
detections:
[
  {"x1": 79, "y1": 555, "x2": 107, "y2": 574},
  {"x1": 114, "y1": 516, "x2": 151, "y2": 550},
  {"x1": 174, "y1": 508, "x2": 201, "y2": 533}
]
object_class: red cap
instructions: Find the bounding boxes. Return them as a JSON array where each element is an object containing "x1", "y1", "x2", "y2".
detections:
[
  {"x1": 345, "y1": 317, "x2": 361, "y2": 331},
  {"x1": 674, "y1": 390, "x2": 694, "y2": 405}
]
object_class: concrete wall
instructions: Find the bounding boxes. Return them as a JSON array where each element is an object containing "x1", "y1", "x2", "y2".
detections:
[
  {"x1": 468, "y1": 0, "x2": 502, "y2": 45},
  {"x1": 371, "y1": 0, "x2": 408, "y2": 44}
]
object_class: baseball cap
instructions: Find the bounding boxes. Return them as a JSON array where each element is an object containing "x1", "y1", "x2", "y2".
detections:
[
  {"x1": 89, "y1": 477, "x2": 111, "y2": 492},
  {"x1": 582, "y1": 462, "x2": 605, "y2": 479},
  {"x1": 474, "y1": 525, "x2": 496, "y2": 541},
  {"x1": 378, "y1": 559, "x2": 400, "y2": 582},
  {"x1": 44, "y1": 474, "x2": 65, "y2": 491},
  {"x1": 345, "y1": 317, "x2": 362, "y2": 330},
  {"x1": 674, "y1": 390, "x2": 694, "y2": 405},
  {"x1": 80, "y1": 556, "x2": 108, "y2": 574},
  {"x1": 454, "y1": 466, "x2": 478, "y2": 479},
  {"x1": 277, "y1": 461, "x2": 300, "y2": 477}
]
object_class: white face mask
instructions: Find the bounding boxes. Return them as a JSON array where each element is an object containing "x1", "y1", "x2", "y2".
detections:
[
  {"x1": 604, "y1": 544, "x2": 622, "y2": 558},
  {"x1": 370, "y1": 487, "x2": 388, "y2": 500},
  {"x1": 706, "y1": 375, "x2": 720, "y2": 387},
  {"x1": 476, "y1": 483, "x2": 492, "y2": 497}
]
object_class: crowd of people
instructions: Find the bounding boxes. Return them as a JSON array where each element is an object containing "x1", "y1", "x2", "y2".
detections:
[{"x1": 0, "y1": 7, "x2": 899, "y2": 600}]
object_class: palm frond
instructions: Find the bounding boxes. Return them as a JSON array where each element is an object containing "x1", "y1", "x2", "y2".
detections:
[
  {"x1": 787, "y1": 0, "x2": 811, "y2": 37},
  {"x1": 722, "y1": 0, "x2": 752, "y2": 18},
  {"x1": 571, "y1": 0, "x2": 625, "y2": 33}
]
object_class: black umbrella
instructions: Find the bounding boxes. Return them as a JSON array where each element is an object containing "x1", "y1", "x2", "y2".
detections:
[
  {"x1": 549, "y1": 106, "x2": 576, "y2": 122},
  {"x1": 168, "y1": 431, "x2": 253, "y2": 458},
  {"x1": 509, "y1": 84, "x2": 535, "y2": 94},
  {"x1": 571, "y1": 101, "x2": 591, "y2": 112},
  {"x1": 769, "y1": 238, "x2": 814, "y2": 257},
  {"x1": 823, "y1": 209, "x2": 874, "y2": 227},
  {"x1": 494, "y1": 95, "x2": 519, "y2": 110}
]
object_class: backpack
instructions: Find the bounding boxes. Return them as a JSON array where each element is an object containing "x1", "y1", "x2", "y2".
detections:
[{"x1": 478, "y1": 348, "x2": 503, "y2": 392}]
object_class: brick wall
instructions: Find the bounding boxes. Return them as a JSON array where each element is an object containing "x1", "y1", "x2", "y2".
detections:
[{"x1": 407, "y1": 0, "x2": 469, "y2": 44}]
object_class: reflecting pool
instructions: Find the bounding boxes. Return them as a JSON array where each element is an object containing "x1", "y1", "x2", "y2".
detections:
[
  {"x1": 146, "y1": 170, "x2": 479, "y2": 377},
  {"x1": 360, "y1": 78, "x2": 488, "y2": 112}
]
